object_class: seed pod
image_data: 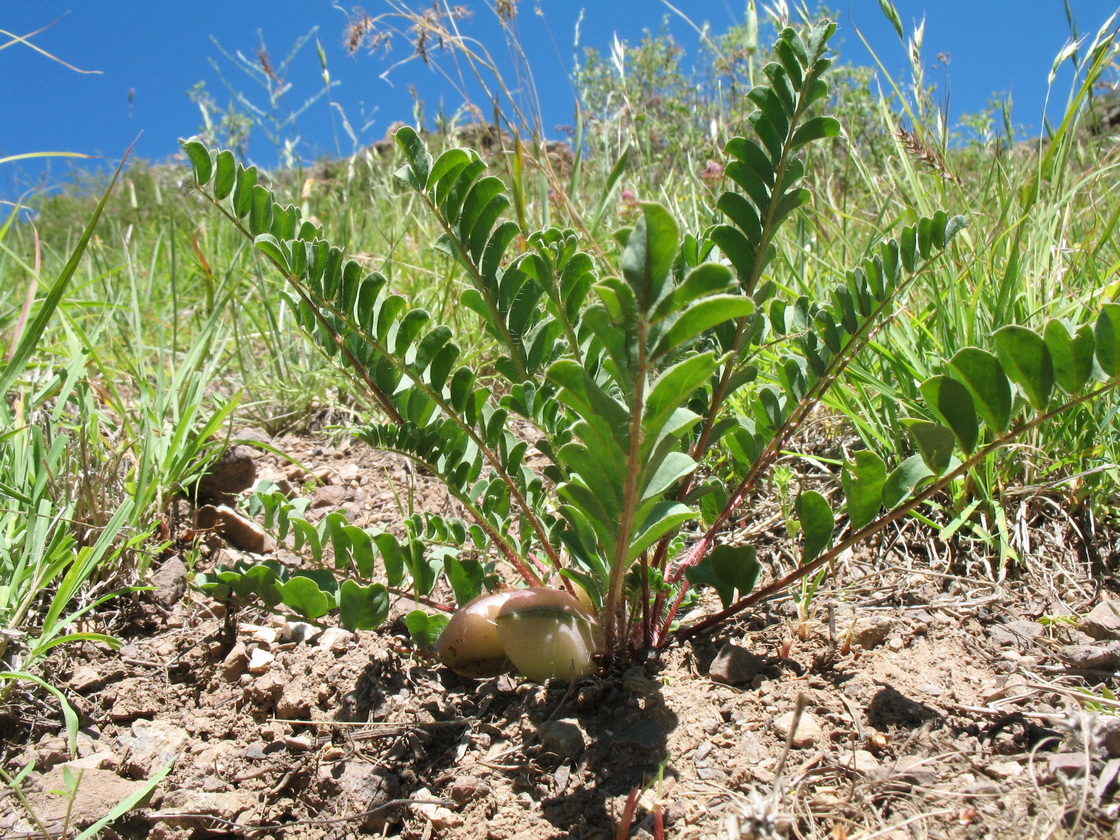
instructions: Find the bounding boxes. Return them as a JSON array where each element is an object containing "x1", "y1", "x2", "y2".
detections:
[
  {"x1": 434, "y1": 591, "x2": 514, "y2": 678},
  {"x1": 496, "y1": 588, "x2": 604, "y2": 683}
]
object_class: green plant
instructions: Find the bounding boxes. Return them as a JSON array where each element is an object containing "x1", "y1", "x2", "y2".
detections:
[{"x1": 182, "y1": 17, "x2": 1120, "y2": 679}]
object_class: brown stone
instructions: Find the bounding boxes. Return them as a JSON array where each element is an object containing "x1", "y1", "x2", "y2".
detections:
[
  {"x1": 196, "y1": 504, "x2": 274, "y2": 554},
  {"x1": 190, "y1": 445, "x2": 257, "y2": 504}
]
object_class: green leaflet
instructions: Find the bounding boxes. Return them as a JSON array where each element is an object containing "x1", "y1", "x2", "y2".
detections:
[
  {"x1": 841, "y1": 450, "x2": 887, "y2": 531},
  {"x1": 623, "y1": 202, "x2": 679, "y2": 311},
  {"x1": 1096, "y1": 303, "x2": 1120, "y2": 377},
  {"x1": 994, "y1": 324, "x2": 1054, "y2": 411},
  {"x1": 405, "y1": 610, "x2": 450, "y2": 650},
  {"x1": 686, "y1": 545, "x2": 760, "y2": 609},
  {"x1": 394, "y1": 125, "x2": 431, "y2": 190},
  {"x1": 906, "y1": 420, "x2": 955, "y2": 476},
  {"x1": 445, "y1": 556, "x2": 487, "y2": 606},
  {"x1": 883, "y1": 455, "x2": 935, "y2": 510},
  {"x1": 1045, "y1": 319, "x2": 1096, "y2": 395},
  {"x1": 795, "y1": 490, "x2": 834, "y2": 564},
  {"x1": 277, "y1": 576, "x2": 331, "y2": 621},
  {"x1": 919, "y1": 375, "x2": 979, "y2": 454},
  {"x1": 948, "y1": 347, "x2": 1013, "y2": 433},
  {"x1": 339, "y1": 581, "x2": 390, "y2": 631},
  {"x1": 181, "y1": 137, "x2": 212, "y2": 185}
]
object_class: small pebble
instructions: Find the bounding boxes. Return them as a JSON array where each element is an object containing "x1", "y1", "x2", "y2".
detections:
[{"x1": 248, "y1": 648, "x2": 274, "y2": 674}]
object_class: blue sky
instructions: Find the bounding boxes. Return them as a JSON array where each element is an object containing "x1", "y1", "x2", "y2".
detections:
[{"x1": 1, "y1": 1, "x2": 1117, "y2": 197}]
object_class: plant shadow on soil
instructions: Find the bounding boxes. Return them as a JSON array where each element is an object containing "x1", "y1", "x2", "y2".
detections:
[{"x1": 341, "y1": 648, "x2": 682, "y2": 837}]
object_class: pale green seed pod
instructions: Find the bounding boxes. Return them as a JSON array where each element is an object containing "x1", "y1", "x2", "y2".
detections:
[{"x1": 496, "y1": 588, "x2": 604, "y2": 683}]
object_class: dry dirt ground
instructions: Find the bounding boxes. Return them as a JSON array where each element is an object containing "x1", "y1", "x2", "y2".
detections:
[{"x1": 5, "y1": 430, "x2": 1120, "y2": 840}]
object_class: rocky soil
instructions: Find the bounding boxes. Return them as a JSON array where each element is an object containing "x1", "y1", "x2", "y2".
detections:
[{"x1": 4, "y1": 431, "x2": 1120, "y2": 840}]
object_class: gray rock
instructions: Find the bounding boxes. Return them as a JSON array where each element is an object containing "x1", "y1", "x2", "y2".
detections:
[
  {"x1": 1080, "y1": 602, "x2": 1120, "y2": 641},
  {"x1": 247, "y1": 648, "x2": 274, "y2": 674},
  {"x1": 325, "y1": 763, "x2": 402, "y2": 832},
  {"x1": 621, "y1": 667, "x2": 660, "y2": 696},
  {"x1": 119, "y1": 719, "x2": 189, "y2": 777},
  {"x1": 696, "y1": 767, "x2": 726, "y2": 781},
  {"x1": 1059, "y1": 641, "x2": 1120, "y2": 670},
  {"x1": 739, "y1": 731, "x2": 769, "y2": 765},
  {"x1": 221, "y1": 641, "x2": 248, "y2": 682},
  {"x1": 772, "y1": 710, "x2": 822, "y2": 748},
  {"x1": 29, "y1": 767, "x2": 154, "y2": 832},
  {"x1": 1047, "y1": 752, "x2": 1090, "y2": 779},
  {"x1": 149, "y1": 557, "x2": 188, "y2": 608},
  {"x1": 275, "y1": 685, "x2": 312, "y2": 720},
  {"x1": 32, "y1": 735, "x2": 72, "y2": 771},
  {"x1": 191, "y1": 445, "x2": 257, "y2": 504},
  {"x1": 154, "y1": 789, "x2": 256, "y2": 828},
  {"x1": 67, "y1": 665, "x2": 106, "y2": 694},
  {"x1": 448, "y1": 775, "x2": 489, "y2": 805},
  {"x1": 987, "y1": 760, "x2": 1024, "y2": 780},
  {"x1": 105, "y1": 678, "x2": 162, "y2": 721},
  {"x1": 852, "y1": 616, "x2": 895, "y2": 649},
  {"x1": 987, "y1": 620, "x2": 1043, "y2": 647},
  {"x1": 1098, "y1": 716, "x2": 1120, "y2": 757},
  {"x1": 709, "y1": 643, "x2": 769, "y2": 686},
  {"x1": 839, "y1": 749, "x2": 880, "y2": 774},
  {"x1": 538, "y1": 718, "x2": 587, "y2": 758},
  {"x1": 282, "y1": 621, "x2": 318, "y2": 643},
  {"x1": 613, "y1": 719, "x2": 665, "y2": 750},
  {"x1": 317, "y1": 627, "x2": 353, "y2": 652},
  {"x1": 311, "y1": 484, "x2": 350, "y2": 509},
  {"x1": 881, "y1": 755, "x2": 938, "y2": 786}
]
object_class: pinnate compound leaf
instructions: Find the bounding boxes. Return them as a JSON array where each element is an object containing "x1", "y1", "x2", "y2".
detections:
[
  {"x1": 795, "y1": 490, "x2": 834, "y2": 564},
  {"x1": 1096, "y1": 303, "x2": 1120, "y2": 377},
  {"x1": 339, "y1": 580, "x2": 389, "y2": 631},
  {"x1": 1045, "y1": 319, "x2": 1096, "y2": 394},
  {"x1": 919, "y1": 375, "x2": 979, "y2": 454},
  {"x1": 686, "y1": 544, "x2": 760, "y2": 609},
  {"x1": 994, "y1": 325, "x2": 1053, "y2": 410},
  {"x1": 841, "y1": 450, "x2": 886, "y2": 530},
  {"x1": 907, "y1": 420, "x2": 955, "y2": 476},
  {"x1": 405, "y1": 610, "x2": 450, "y2": 651},
  {"x1": 947, "y1": 348, "x2": 1012, "y2": 433},
  {"x1": 883, "y1": 455, "x2": 935, "y2": 509}
]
